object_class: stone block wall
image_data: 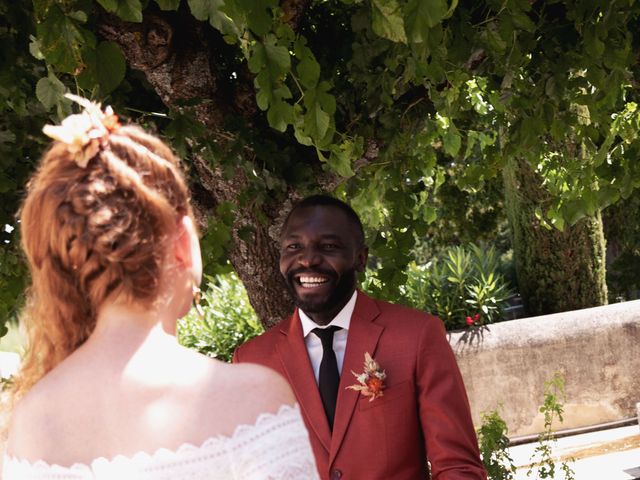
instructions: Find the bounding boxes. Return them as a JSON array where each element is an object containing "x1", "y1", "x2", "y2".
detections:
[{"x1": 449, "y1": 300, "x2": 640, "y2": 437}]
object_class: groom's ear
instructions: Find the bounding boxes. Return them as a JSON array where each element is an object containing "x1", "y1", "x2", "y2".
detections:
[{"x1": 355, "y1": 245, "x2": 369, "y2": 273}]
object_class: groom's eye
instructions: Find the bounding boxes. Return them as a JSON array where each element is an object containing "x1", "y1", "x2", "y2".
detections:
[{"x1": 286, "y1": 243, "x2": 301, "y2": 250}]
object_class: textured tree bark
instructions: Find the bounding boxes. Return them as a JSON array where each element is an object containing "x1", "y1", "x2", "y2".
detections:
[
  {"x1": 97, "y1": 6, "x2": 379, "y2": 328},
  {"x1": 503, "y1": 157, "x2": 607, "y2": 316},
  {"x1": 98, "y1": 8, "x2": 295, "y2": 327}
]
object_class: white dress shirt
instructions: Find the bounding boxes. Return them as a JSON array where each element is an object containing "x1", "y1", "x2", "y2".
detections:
[{"x1": 299, "y1": 291, "x2": 357, "y2": 384}]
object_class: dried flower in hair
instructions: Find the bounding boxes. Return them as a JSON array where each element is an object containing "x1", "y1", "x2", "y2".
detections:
[{"x1": 42, "y1": 94, "x2": 121, "y2": 168}]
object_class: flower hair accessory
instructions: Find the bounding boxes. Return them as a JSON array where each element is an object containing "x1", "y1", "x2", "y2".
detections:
[
  {"x1": 42, "y1": 93, "x2": 120, "y2": 168},
  {"x1": 346, "y1": 352, "x2": 386, "y2": 401}
]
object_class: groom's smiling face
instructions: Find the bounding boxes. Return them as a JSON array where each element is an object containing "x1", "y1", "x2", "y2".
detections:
[{"x1": 279, "y1": 205, "x2": 368, "y2": 326}]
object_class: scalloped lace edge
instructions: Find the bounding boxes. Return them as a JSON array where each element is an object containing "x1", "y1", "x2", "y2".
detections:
[{"x1": 4, "y1": 403, "x2": 302, "y2": 473}]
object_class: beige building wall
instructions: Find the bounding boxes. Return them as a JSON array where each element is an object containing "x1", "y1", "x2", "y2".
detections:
[{"x1": 449, "y1": 300, "x2": 640, "y2": 437}]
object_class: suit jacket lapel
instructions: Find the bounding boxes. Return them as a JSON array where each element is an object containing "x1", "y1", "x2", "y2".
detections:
[
  {"x1": 330, "y1": 292, "x2": 384, "y2": 463},
  {"x1": 276, "y1": 310, "x2": 332, "y2": 453}
]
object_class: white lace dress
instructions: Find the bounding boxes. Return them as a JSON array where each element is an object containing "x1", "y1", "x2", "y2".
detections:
[{"x1": 3, "y1": 404, "x2": 319, "y2": 479}]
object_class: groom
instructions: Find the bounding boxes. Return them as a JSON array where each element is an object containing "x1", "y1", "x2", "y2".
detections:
[{"x1": 233, "y1": 195, "x2": 486, "y2": 480}]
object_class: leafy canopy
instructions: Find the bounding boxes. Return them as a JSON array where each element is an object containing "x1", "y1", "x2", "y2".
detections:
[{"x1": 2, "y1": 0, "x2": 640, "y2": 328}]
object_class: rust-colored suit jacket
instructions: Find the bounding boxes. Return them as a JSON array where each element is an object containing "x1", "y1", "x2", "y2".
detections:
[{"x1": 233, "y1": 292, "x2": 487, "y2": 480}]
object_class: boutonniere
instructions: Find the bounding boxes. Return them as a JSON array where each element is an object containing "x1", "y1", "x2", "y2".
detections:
[{"x1": 346, "y1": 352, "x2": 386, "y2": 401}]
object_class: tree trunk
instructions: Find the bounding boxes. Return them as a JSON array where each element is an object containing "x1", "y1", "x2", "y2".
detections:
[
  {"x1": 503, "y1": 158, "x2": 607, "y2": 316},
  {"x1": 97, "y1": 7, "x2": 380, "y2": 328},
  {"x1": 98, "y1": 9, "x2": 297, "y2": 328}
]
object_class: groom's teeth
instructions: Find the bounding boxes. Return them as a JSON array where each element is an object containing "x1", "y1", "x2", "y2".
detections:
[{"x1": 299, "y1": 276, "x2": 329, "y2": 287}]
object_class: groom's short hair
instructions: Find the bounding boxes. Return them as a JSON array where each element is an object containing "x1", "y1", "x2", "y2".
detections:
[{"x1": 283, "y1": 195, "x2": 366, "y2": 246}]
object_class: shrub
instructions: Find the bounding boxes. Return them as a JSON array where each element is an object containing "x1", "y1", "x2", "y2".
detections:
[
  {"x1": 402, "y1": 243, "x2": 511, "y2": 330},
  {"x1": 477, "y1": 408, "x2": 516, "y2": 480},
  {"x1": 178, "y1": 272, "x2": 264, "y2": 362},
  {"x1": 526, "y1": 373, "x2": 575, "y2": 480},
  {"x1": 477, "y1": 373, "x2": 576, "y2": 480}
]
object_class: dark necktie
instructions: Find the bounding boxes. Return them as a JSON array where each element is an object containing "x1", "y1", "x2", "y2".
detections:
[{"x1": 313, "y1": 326, "x2": 342, "y2": 431}]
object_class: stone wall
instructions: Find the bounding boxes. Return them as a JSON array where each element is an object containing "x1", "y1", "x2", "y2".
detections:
[{"x1": 450, "y1": 300, "x2": 640, "y2": 437}]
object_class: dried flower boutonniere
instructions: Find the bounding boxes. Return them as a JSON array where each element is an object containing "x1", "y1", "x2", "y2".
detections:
[
  {"x1": 42, "y1": 93, "x2": 120, "y2": 168},
  {"x1": 346, "y1": 352, "x2": 386, "y2": 401}
]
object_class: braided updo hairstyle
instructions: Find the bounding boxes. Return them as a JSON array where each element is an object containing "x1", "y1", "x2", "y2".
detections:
[{"x1": 13, "y1": 123, "x2": 194, "y2": 399}]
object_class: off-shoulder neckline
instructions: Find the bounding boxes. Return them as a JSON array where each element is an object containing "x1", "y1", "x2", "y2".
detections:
[{"x1": 4, "y1": 403, "x2": 301, "y2": 473}]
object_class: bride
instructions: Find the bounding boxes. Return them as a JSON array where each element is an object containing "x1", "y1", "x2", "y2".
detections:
[{"x1": 3, "y1": 96, "x2": 319, "y2": 479}]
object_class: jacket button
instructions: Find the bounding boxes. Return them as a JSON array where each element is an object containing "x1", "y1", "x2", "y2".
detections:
[{"x1": 330, "y1": 469, "x2": 342, "y2": 480}]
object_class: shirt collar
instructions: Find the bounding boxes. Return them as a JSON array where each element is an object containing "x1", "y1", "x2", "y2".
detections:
[{"x1": 299, "y1": 290, "x2": 358, "y2": 338}]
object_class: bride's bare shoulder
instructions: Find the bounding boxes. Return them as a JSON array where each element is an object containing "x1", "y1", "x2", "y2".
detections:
[
  {"x1": 5, "y1": 380, "x2": 55, "y2": 458},
  {"x1": 207, "y1": 361, "x2": 295, "y2": 413}
]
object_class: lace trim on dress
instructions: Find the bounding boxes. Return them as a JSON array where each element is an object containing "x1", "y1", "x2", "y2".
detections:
[{"x1": 3, "y1": 403, "x2": 319, "y2": 480}]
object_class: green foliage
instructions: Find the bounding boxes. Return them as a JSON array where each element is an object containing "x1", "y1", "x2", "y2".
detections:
[
  {"x1": 477, "y1": 408, "x2": 516, "y2": 480},
  {"x1": 96, "y1": 0, "x2": 143, "y2": 23},
  {"x1": 370, "y1": 0, "x2": 407, "y2": 44},
  {"x1": 3, "y1": 0, "x2": 640, "y2": 325},
  {"x1": 380, "y1": 243, "x2": 511, "y2": 330},
  {"x1": 478, "y1": 374, "x2": 577, "y2": 480},
  {"x1": 77, "y1": 41, "x2": 126, "y2": 95},
  {"x1": 603, "y1": 190, "x2": 640, "y2": 302},
  {"x1": 0, "y1": 245, "x2": 28, "y2": 334},
  {"x1": 177, "y1": 272, "x2": 264, "y2": 362},
  {"x1": 527, "y1": 373, "x2": 575, "y2": 480},
  {"x1": 31, "y1": 0, "x2": 640, "y2": 229},
  {"x1": 0, "y1": 1, "x2": 51, "y2": 334}
]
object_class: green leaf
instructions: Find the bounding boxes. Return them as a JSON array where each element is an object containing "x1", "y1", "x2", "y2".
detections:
[
  {"x1": 293, "y1": 105, "x2": 313, "y2": 146},
  {"x1": 405, "y1": 0, "x2": 448, "y2": 43},
  {"x1": 96, "y1": 0, "x2": 118, "y2": 11},
  {"x1": 371, "y1": 0, "x2": 407, "y2": 44},
  {"x1": 68, "y1": 10, "x2": 88, "y2": 23},
  {"x1": 164, "y1": 110, "x2": 207, "y2": 157},
  {"x1": 443, "y1": 128, "x2": 461, "y2": 156},
  {"x1": 188, "y1": 0, "x2": 219, "y2": 20},
  {"x1": 481, "y1": 22, "x2": 507, "y2": 54},
  {"x1": 78, "y1": 42, "x2": 126, "y2": 94},
  {"x1": 248, "y1": 43, "x2": 266, "y2": 74},
  {"x1": 313, "y1": 103, "x2": 330, "y2": 139},
  {"x1": 295, "y1": 40, "x2": 321, "y2": 89},
  {"x1": 298, "y1": 57, "x2": 320, "y2": 89},
  {"x1": 188, "y1": 0, "x2": 237, "y2": 35},
  {"x1": 423, "y1": 206, "x2": 437, "y2": 224},
  {"x1": 327, "y1": 144, "x2": 355, "y2": 177},
  {"x1": 116, "y1": 0, "x2": 143, "y2": 22},
  {"x1": 155, "y1": 0, "x2": 181, "y2": 9},
  {"x1": 327, "y1": 138, "x2": 362, "y2": 177},
  {"x1": 96, "y1": 42, "x2": 126, "y2": 93},
  {"x1": 255, "y1": 89, "x2": 270, "y2": 111},
  {"x1": 316, "y1": 81, "x2": 336, "y2": 115},
  {"x1": 584, "y1": 28, "x2": 605, "y2": 58},
  {"x1": 299, "y1": 82, "x2": 335, "y2": 146},
  {"x1": 36, "y1": 73, "x2": 66, "y2": 110},
  {"x1": 36, "y1": 5, "x2": 85, "y2": 73},
  {"x1": 29, "y1": 35, "x2": 45, "y2": 60},
  {"x1": 273, "y1": 84, "x2": 292, "y2": 100},
  {"x1": 267, "y1": 100, "x2": 292, "y2": 132},
  {"x1": 511, "y1": 9, "x2": 536, "y2": 32},
  {"x1": 245, "y1": 0, "x2": 277, "y2": 36},
  {"x1": 97, "y1": 0, "x2": 143, "y2": 22},
  {"x1": 264, "y1": 36, "x2": 290, "y2": 75}
]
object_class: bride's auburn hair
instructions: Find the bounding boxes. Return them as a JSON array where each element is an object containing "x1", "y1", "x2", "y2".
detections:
[{"x1": 12, "y1": 124, "x2": 193, "y2": 399}]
